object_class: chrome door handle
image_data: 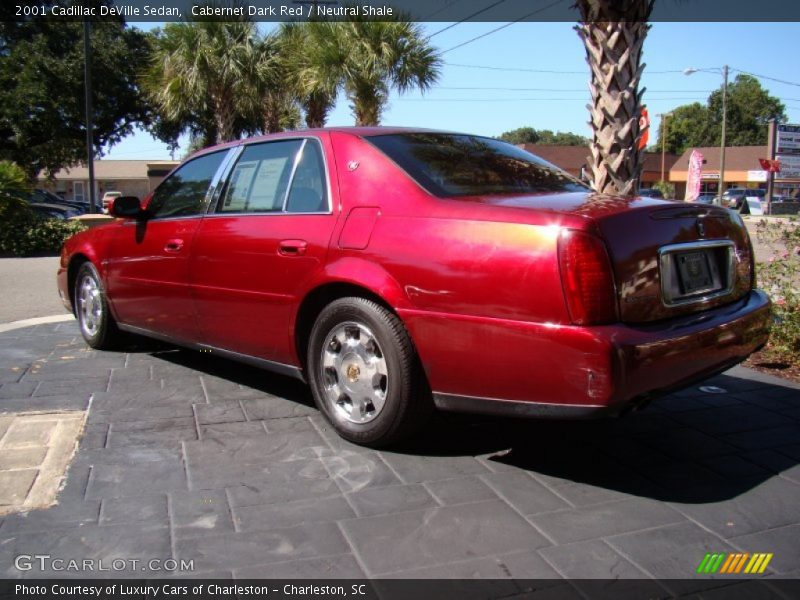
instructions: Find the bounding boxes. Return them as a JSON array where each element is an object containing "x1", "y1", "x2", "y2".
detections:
[
  {"x1": 164, "y1": 239, "x2": 184, "y2": 253},
  {"x1": 278, "y1": 240, "x2": 308, "y2": 256}
]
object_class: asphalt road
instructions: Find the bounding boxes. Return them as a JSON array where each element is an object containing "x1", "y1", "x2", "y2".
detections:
[{"x1": 0, "y1": 256, "x2": 65, "y2": 323}]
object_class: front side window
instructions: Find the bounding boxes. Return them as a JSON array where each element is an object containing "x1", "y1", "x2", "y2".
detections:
[
  {"x1": 148, "y1": 151, "x2": 226, "y2": 219},
  {"x1": 218, "y1": 139, "x2": 328, "y2": 214},
  {"x1": 365, "y1": 133, "x2": 589, "y2": 198}
]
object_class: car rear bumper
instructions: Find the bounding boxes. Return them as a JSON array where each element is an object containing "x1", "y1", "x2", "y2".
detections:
[{"x1": 401, "y1": 289, "x2": 771, "y2": 418}]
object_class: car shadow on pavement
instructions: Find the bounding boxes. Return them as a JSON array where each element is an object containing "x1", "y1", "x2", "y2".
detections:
[
  {"x1": 123, "y1": 338, "x2": 799, "y2": 506},
  {"x1": 121, "y1": 337, "x2": 316, "y2": 408},
  {"x1": 390, "y1": 371, "x2": 800, "y2": 506}
]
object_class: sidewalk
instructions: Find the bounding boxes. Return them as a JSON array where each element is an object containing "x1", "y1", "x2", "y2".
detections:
[{"x1": 0, "y1": 321, "x2": 798, "y2": 591}]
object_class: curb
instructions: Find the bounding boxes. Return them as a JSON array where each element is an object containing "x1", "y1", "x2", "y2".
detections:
[{"x1": 0, "y1": 314, "x2": 74, "y2": 334}]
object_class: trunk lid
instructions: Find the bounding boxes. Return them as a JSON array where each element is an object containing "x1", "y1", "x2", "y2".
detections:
[{"x1": 593, "y1": 202, "x2": 753, "y2": 323}]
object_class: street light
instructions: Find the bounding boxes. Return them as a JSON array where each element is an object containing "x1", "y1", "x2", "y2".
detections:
[
  {"x1": 684, "y1": 65, "x2": 729, "y2": 206},
  {"x1": 657, "y1": 112, "x2": 673, "y2": 183}
]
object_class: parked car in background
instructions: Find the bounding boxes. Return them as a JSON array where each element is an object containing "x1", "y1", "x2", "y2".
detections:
[
  {"x1": 57, "y1": 128, "x2": 770, "y2": 446},
  {"x1": 722, "y1": 188, "x2": 765, "y2": 210},
  {"x1": 694, "y1": 194, "x2": 716, "y2": 204},
  {"x1": 24, "y1": 189, "x2": 87, "y2": 214},
  {"x1": 30, "y1": 203, "x2": 82, "y2": 220},
  {"x1": 637, "y1": 188, "x2": 664, "y2": 199},
  {"x1": 101, "y1": 191, "x2": 122, "y2": 213}
]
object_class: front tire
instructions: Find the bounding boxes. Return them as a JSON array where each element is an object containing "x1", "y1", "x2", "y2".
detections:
[
  {"x1": 307, "y1": 297, "x2": 431, "y2": 447},
  {"x1": 74, "y1": 262, "x2": 122, "y2": 350}
]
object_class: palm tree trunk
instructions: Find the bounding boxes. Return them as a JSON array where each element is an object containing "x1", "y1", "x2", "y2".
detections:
[
  {"x1": 213, "y1": 93, "x2": 237, "y2": 143},
  {"x1": 576, "y1": 0, "x2": 653, "y2": 195},
  {"x1": 304, "y1": 91, "x2": 332, "y2": 129},
  {"x1": 351, "y1": 82, "x2": 386, "y2": 127}
]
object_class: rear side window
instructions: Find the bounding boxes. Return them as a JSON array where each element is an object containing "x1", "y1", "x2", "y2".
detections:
[
  {"x1": 365, "y1": 133, "x2": 589, "y2": 197},
  {"x1": 148, "y1": 151, "x2": 226, "y2": 218},
  {"x1": 218, "y1": 139, "x2": 328, "y2": 214}
]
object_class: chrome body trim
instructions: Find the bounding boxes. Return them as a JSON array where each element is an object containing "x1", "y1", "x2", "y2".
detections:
[{"x1": 117, "y1": 323, "x2": 305, "y2": 382}]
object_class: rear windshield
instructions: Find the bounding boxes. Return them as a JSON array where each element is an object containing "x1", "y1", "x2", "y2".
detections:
[{"x1": 365, "y1": 133, "x2": 589, "y2": 197}]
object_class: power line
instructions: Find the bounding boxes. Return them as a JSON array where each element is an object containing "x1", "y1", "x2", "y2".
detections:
[
  {"x1": 397, "y1": 97, "x2": 710, "y2": 102},
  {"x1": 427, "y1": 0, "x2": 508, "y2": 39},
  {"x1": 442, "y1": 0, "x2": 566, "y2": 54},
  {"x1": 436, "y1": 86, "x2": 715, "y2": 93},
  {"x1": 732, "y1": 68, "x2": 800, "y2": 88},
  {"x1": 444, "y1": 62, "x2": 688, "y2": 75},
  {"x1": 420, "y1": 0, "x2": 462, "y2": 21}
]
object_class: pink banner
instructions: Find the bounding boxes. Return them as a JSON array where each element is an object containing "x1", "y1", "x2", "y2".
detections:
[{"x1": 685, "y1": 149, "x2": 704, "y2": 202}]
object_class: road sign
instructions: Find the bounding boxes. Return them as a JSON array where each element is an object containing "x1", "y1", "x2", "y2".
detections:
[{"x1": 777, "y1": 124, "x2": 800, "y2": 157}]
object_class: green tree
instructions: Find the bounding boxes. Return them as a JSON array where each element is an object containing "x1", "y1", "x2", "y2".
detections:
[
  {"x1": 0, "y1": 2, "x2": 150, "y2": 176},
  {"x1": 0, "y1": 160, "x2": 32, "y2": 201},
  {"x1": 658, "y1": 102, "x2": 710, "y2": 155},
  {"x1": 142, "y1": 19, "x2": 263, "y2": 146},
  {"x1": 277, "y1": 22, "x2": 339, "y2": 129},
  {"x1": 307, "y1": 18, "x2": 441, "y2": 126},
  {"x1": 708, "y1": 74, "x2": 785, "y2": 147},
  {"x1": 256, "y1": 31, "x2": 303, "y2": 134},
  {"x1": 498, "y1": 127, "x2": 541, "y2": 145},
  {"x1": 657, "y1": 75, "x2": 786, "y2": 154},
  {"x1": 499, "y1": 127, "x2": 589, "y2": 146}
]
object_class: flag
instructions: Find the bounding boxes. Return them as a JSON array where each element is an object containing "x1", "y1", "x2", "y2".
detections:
[
  {"x1": 638, "y1": 107, "x2": 650, "y2": 150},
  {"x1": 685, "y1": 149, "x2": 704, "y2": 202},
  {"x1": 759, "y1": 158, "x2": 781, "y2": 173}
]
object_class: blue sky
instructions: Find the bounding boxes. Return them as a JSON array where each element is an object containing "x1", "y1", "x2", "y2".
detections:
[{"x1": 104, "y1": 21, "x2": 800, "y2": 160}]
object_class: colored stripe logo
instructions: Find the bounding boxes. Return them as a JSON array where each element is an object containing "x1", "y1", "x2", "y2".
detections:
[{"x1": 697, "y1": 553, "x2": 773, "y2": 574}]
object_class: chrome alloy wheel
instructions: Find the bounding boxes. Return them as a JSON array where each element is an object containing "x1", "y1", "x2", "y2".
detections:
[
  {"x1": 320, "y1": 321, "x2": 388, "y2": 424},
  {"x1": 77, "y1": 274, "x2": 103, "y2": 338}
]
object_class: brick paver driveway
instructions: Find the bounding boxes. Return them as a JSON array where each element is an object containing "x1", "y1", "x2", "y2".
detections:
[{"x1": 0, "y1": 322, "x2": 798, "y2": 593}]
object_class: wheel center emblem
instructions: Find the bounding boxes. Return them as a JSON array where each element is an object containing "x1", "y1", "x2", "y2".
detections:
[{"x1": 346, "y1": 364, "x2": 360, "y2": 382}]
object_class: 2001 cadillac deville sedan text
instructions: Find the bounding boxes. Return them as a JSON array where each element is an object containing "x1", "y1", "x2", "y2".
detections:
[{"x1": 57, "y1": 128, "x2": 771, "y2": 446}]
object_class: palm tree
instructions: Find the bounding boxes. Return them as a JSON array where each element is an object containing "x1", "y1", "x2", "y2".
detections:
[
  {"x1": 255, "y1": 32, "x2": 303, "y2": 133},
  {"x1": 306, "y1": 18, "x2": 441, "y2": 126},
  {"x1": 576, "y1": 0, "x2": 654, "y2": 195},
  {"x1": 142, "y1": 19, "x2": 262, "y2": 145},
  {"x1": 277, "y1": 22, "x2": 340, "y2": 129}
]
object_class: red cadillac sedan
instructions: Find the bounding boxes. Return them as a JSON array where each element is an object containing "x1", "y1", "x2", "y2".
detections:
[{"x1": 57, "y1": 128, "x2": 771, "y2": 446}]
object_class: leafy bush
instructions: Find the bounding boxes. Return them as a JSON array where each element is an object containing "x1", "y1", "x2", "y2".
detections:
[
  {"x1": 0, "y1": 160, "x2": 85, "y2": 256},
  {"x1": 0, "y1": 160, "x2": 32, "y2": 198},
  {"x1": 755, "y1": 217, "x2": 800, "y2": 364},
  {"x1": 652, "y1": 180, "x2": 676, "y2": 199}
]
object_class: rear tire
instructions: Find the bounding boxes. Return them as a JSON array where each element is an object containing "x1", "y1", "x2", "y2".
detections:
[
  {"x1": 74, "y1": 262, "x2": 122, "y2": 350},
  {"x1": 307, "y1": 297, "x2": 431, "y2": 447}
]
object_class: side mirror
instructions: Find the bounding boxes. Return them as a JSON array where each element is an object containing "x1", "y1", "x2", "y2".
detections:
[{"x1": 110, "y1": 196, "x2": 142, "y2": 218}]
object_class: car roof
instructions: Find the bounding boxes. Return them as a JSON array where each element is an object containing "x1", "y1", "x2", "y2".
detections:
[
  {"x1": 30, "y1": 202, "x2": 71, "y2": 211},
  {"x1": 189, "y1": 126, "x2": 465, "y2": 159}
]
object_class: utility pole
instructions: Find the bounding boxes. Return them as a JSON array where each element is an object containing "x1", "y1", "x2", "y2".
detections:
[
  {"x1": 659, "y1": 113, "x2": 672, "y2": 183},
  {"x1": 717, "y1": 65, "x2": 729, "y2": 207},
  {"x1": 83, "y1": 20, "x2": 96, "y2": 213},
  {"x1": 766, "y1": 119, "x2": 777, "y2": 215}
]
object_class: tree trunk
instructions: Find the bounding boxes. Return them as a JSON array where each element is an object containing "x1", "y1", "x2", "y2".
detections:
[
  {"x1": 576, "y1": 0, "x2": 653, "y2": 195},
  {"x1": 262, "y1": 93, "x2": 284, "y2": 133},
  {"x1": 348, "y1": 81, "x2": 389, "y2": 127},
  {"x1": 213, "y1": 92, "x2": 237, "y2": 143},
  {"x1": 304, "y1": 91, "x2": 332, "y2": 129}
]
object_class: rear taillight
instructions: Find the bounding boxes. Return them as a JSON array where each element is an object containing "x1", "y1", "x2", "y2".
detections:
[{"x1": 558, "y1": 230, "x2": 618, "y2": 325}]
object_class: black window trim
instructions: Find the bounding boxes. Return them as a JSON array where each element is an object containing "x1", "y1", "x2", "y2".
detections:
[{"x1": 205, "y1": 136, "x2": 333, "y2": 217}]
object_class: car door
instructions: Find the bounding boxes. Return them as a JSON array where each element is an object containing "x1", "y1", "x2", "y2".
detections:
[
  {"x1": 190, "y1": 136, "x2": 338, "y2": 365},
  {"x1": 105, "y1": 149, "x2": 232, "y2": 342}
]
